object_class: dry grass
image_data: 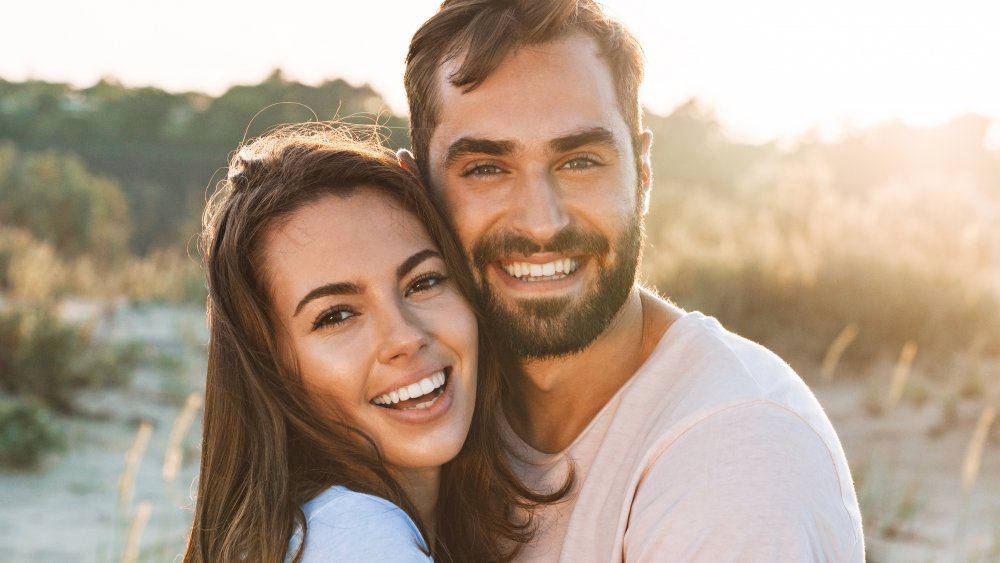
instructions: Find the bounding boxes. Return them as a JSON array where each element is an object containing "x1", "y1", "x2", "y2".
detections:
[
  {"x1": 961, "y1": 405, "x2": 997, "y2": 494},
  {"x1": 163, "y1": 392, "x2": 203, "y2": 485},
  {"x1": 121, "y1": 501, "x2": 153, "y2": 563},
  {"x1": 0, "y1": 226, "x2": 203, "y2": 306},
  {"x1": 887, "y1": 341, "x2": 919, "y2": 410},
  {"x1": 119, "y1": 421, "x2": 154, "y2": 515},
  {"x1": 643, "y1": 146, "x2": 1000, "y2": 370},
  {"x1": 107, "y1": 395, "x2": 203, "y2": 561},
  {"x1": 822, "y1": 323, "x2": 860, "y2": 382}
]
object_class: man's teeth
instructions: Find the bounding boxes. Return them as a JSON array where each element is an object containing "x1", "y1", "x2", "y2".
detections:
[
  {"x1": 372, "y1": 371, "x2": 447, "y2": 407},
  {"x1": 502, "y1": 258, "x2": 579, "y2": 280}
]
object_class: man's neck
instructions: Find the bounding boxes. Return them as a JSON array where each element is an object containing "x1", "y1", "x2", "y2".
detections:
[{"x1": 505, "y1": 287, "x2": 680, "y2": 453}]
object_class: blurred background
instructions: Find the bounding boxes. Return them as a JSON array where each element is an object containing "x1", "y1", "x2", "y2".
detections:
[{"x1": 1, "y1": 1, "x2": 998, "y2": 561}]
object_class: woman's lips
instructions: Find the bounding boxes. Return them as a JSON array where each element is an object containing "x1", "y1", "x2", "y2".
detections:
[{"x1": 371, "y1": 367, "x2": 450, "y2": 410}]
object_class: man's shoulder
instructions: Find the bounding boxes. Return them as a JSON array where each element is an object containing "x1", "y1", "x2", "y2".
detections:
[
  {"x1": 607, "y1": 307, "x2": 840, "y2": 459},
  {"x1": 629, "y1": 309, "x2": 809, "y2": 408},
  {"x1": 546, "y1": 309, "x2": 863, "y2": 562}
]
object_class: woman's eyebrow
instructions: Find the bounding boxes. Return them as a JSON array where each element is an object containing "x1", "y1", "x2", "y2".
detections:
[
  {"x1": 293, "y1": 282, "x2": 361, "y2": 317},
  {"x1": 398, "y1": 249, "x2": 442, "y2": 280},
  {"x1": 292, "y1": 249, "x2": 442, "y2": 317}
]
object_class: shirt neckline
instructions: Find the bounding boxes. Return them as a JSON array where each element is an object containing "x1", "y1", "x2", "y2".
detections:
[{"x1": 506, "y1": 310, "x2": 705, "y2": 459}]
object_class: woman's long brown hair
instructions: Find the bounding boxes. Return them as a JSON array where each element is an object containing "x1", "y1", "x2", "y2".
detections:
[{"x1": 184, "y1": 123, "x2": 568, "y2": 563}]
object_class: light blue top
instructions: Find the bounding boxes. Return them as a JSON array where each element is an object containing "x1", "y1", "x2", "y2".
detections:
[{"x1": 285, "y1": 485, "x2": 433, "y2": 562}]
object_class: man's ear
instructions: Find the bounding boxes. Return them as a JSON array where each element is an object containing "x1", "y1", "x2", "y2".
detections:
[
  {"x1": 397, "y1": 149, "x2": 422, "y2": 179},
  {"x1": 638, "y1": 130, "x2": 653, "y2": 215}
]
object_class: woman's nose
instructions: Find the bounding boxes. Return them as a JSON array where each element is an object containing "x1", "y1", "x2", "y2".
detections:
[{"x1": 375, "y1": 303, "x2": 429, "y2": 364}]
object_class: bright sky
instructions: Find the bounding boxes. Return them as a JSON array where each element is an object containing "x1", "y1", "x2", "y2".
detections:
[{"x1": 6, "y1": 0, "x2": 1000, "y2": 144}]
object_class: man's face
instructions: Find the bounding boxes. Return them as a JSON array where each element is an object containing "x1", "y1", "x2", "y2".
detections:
[{"x1": 425, "y1": 33, "x2": 653, "y2": 360}]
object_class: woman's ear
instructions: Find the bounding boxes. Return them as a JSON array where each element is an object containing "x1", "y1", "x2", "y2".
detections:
[{"x1": 397, "y1": 149, "x2": 421, "y2": 178}]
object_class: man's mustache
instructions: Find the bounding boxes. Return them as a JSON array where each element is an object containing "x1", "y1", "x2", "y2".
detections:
[{"x1": 472, "y1": 227, "x2": 611, "y2": 269}]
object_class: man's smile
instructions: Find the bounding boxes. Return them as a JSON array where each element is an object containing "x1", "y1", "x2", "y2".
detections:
[{"x1": 499, "y1": 256, "x2": 581, "y2": 281}]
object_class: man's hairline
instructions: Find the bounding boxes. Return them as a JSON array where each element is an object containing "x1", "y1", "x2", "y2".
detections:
[{"x1": 416, "y1": 31, "x2": 641, "y2": 174}]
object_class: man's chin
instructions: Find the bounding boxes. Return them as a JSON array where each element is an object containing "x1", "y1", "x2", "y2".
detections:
[
  {"x1": 474, "y1": 215, "x2": 643, "y2": 360},
  {"x1": 482, "y1": 294, "x2": 610, "y2": 360}
]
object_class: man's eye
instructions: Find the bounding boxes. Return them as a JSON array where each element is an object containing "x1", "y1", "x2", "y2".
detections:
[
  {"x1": 312, "y1": 307, "x2": 355, "y2": 330},
  {"x1": 406, "y1": 273, "x2": 447, "y2": 296},
  {"x1": 561, "y1": 157, "x2": 600, "y2": 170},
  {"x1": 461, "y1": 163, "x2": 504, "y2": 177}
]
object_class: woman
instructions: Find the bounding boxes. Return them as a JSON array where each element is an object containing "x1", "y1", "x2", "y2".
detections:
[{"x1": 184, "y1": 124, "x2": 567, "y2": 562}]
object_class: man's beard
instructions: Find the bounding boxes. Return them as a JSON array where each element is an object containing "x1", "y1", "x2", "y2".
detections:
[{"x1": 471, "y1": 213, "x2": 643, "y2": 360}]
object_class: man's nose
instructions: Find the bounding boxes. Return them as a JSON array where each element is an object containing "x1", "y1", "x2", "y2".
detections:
[
  {"x1": 509, "y1": 170, "x2": 570, "y2": 243},
  {"x1": 375, "y1": 302, "x2": 429, "y2": 364}
]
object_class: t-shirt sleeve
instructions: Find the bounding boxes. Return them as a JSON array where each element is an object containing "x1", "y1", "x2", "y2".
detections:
[
  {"x1": 623, "y1": 401, "x2": 863, "y2": 563},
  {"x1": 287, "y1": 490, "x2": 434, "y2": 563}
]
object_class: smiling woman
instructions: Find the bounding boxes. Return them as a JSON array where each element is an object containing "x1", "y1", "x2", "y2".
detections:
[
  {"x1": 265, "y1": 189, "x2": 478, "y2": 481},
  {"x1": 183, "y1": 123, "x2": 567, "y2": 562}
]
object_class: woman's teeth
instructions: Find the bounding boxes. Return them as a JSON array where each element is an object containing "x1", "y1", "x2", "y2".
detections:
[
  {"x1": 372, "y1": 370, "x2": 447, "y2": 408},
  {"x1": 501, "y1": 257, "x2": 579, "y2": 280}
]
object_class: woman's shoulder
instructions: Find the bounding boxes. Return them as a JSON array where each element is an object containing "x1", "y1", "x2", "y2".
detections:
[
  {"x1": 288, "y1": 486, "x2": 432, "y2": 562},
  {"x1": 302, "y1": 485, "x2": 408, "y2": 522}
]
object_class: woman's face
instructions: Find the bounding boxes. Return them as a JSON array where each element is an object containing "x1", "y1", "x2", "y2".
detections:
[{"x1": 264, "y1": 187, "x2": 478, "y2": 474}]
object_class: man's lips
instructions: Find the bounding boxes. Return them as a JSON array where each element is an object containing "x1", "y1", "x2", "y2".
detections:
[
  {"x1": 472, "y1": 228, "x2": 610, "y2": 278},
  {"x1": 498, "y1": 256, "x2": 581, "y2": 281}
]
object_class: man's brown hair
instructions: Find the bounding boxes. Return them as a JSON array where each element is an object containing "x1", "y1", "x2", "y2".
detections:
[{"x1": 404, "y1": 0, "x2": 645, "y2": 170}]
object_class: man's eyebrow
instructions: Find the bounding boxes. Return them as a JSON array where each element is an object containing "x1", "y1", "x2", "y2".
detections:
[
  {"x1": 550, "y1": 127, "x2": 618, "y2": 153},
  {"x1": 397, "y1": 249, "x2": 441, "y2": 280},
  {"x1": 443, "y1": 137, "x2": 516, "y2": 169},
  {"x1": 293, "y1": 282, "x2": 362, "y2": 317}
]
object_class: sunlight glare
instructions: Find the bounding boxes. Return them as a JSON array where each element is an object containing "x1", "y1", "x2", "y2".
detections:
[{"x1": 3, "y1": 0, "x2": 998, "y2": 142}]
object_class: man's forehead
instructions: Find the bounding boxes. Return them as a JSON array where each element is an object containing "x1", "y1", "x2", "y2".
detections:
[
  {"x1": 428, "y1": 34, "x2": 626, "y2": 159},
  {"x1": 438, "y1": 32, "x2": 603, "y2": 84}
]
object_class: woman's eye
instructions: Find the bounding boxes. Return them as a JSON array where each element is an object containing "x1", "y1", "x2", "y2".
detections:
[
  {"x1": 406, "y1": 273, "x2": 447, "y2": 296},
  {"x1": 461, "y1": 163, "x2": 504, "y2": 178},
  {"x1": 312, "y1": 308, "x2": 355, "y2": 330}
]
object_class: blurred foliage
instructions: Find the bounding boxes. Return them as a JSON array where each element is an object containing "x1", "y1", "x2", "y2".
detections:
[
  {"x1": 0, "y1": 397, "x2": 65, "y2": 470},
  {"x1": 0, "y1": 305, "x2": 141, "y2": 413},
  {"x1": 0, "y1": 227, "x2": 204, "y2": 304},
  {"x1": 0, "y1": 142, "x2": 130, "y2": 261},
  {"x1": 0, "y1": 72, "x2": 407, "y2": 252},
  {"x1": 643, "y1": 101, "x2": 1000, "y2": 369}
]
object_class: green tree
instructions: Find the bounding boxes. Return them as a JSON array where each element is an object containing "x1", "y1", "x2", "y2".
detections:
[{"x1": 0, "y1": 142, "x2": 131, "y2": 262}]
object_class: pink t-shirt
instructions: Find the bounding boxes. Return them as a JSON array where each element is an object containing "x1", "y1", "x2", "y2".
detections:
[{"x1": 507, "y1": 312, "x2": 864, "y2": 562}]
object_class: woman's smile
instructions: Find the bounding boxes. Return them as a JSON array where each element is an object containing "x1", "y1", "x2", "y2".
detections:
[
  {"x1": 263, "y1": 187, "x2": 478, "y2": 473},
  {"x1": 371, "y1": 367, "x2": 449, "y2": 409}
]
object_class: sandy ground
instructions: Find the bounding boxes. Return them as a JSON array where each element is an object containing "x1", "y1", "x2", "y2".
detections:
[
  {"x1": 815, "y1": 367, "x2": 1000, "y2": 563},
  {"x1": 1, "y1": 303, "x2": 997, "y2": 562},
  {"x1": 0, "y1": 303, "x2": 207, "y2": 562}
]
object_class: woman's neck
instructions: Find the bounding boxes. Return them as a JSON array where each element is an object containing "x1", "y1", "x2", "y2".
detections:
[{"x1": 390, "y1": 466, "x2": 440, "y2": 544}]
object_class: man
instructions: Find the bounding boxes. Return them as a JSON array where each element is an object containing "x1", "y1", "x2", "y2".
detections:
[{"x1": 400, "y1": 0, "x2": 864, "y2": 560}]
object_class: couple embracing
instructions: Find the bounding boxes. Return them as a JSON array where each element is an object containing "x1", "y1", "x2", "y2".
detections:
[{"x1": 185, "y1": 0, "x2": 864, "y2": 561}]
